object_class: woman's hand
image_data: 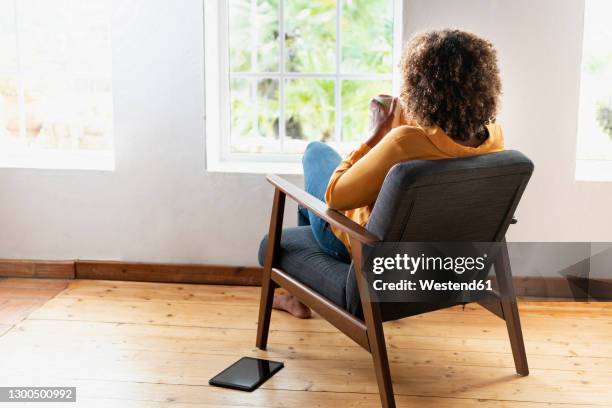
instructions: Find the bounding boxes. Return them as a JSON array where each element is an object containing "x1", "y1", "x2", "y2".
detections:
[{"x1": 365, "y1": 97, "x2": 398, "y2": 148}]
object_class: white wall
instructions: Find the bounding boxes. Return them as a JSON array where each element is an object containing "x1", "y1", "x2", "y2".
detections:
[
  {"x1": 0, "y1": 0, "x2": 610, "y2": 267},
  {"x1": 405, "y1": 0, "x2": 612, "y2": 244},
  {"x1": 0, "y1": 0, "x2": 298, "y2": 266}
]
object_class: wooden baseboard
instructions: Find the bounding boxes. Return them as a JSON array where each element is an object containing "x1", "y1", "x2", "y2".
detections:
[
  {"x1": 75, "y1": 260, "x2": 262, "y2": 286},
  {"x1": 512, "y1": 276, "x2": 612, "y2": 300},
  {"x1": 0, "y1": 259, "x2": 260, "y2": 285},
  {"x1": 0, "y1": 259, "x2": 75, "y2": 279},
  {"x1": 0, "y1": 259, "x2": 609, "y2": 298},
  {"x1": 512, "y1": 276, "x2": 570, "y2": 298}
]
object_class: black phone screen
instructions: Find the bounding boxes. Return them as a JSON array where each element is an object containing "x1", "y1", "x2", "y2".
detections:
[{"x1": 209, "y1": 357, "x2": 284, "y2": 392}]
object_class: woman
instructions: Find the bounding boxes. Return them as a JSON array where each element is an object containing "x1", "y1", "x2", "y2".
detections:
[{"x1": 274, "y1": 29, "x2": 505, "y2": 318}]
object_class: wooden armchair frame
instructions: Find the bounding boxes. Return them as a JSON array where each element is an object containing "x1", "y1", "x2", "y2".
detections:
[{"x1": 256, "y1": 174, "x2": 528, "y2": 408}]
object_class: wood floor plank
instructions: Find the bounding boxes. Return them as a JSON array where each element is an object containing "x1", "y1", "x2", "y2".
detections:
[
  {"x1": 0, "y1": 286, "x2": 67, "y2": 300},
  {"x1": 32, "y1": 290, "x2": 612, "y2": 338},
  {"x1": 3, "y1": 319, "x2": 612, "y2": 406},
  {"x1": 60, "y1": 279, "x2": 261, "y2": 304},
  {"x1": 1, "y1": 279, "x2": 611, "y2": 407},
  {"x1": 0, "y1": 378, "x2": 599, "y2": 408},
  {"x1": 0, "y1": 277, "x2": 69, "y2": 290},
  {"x1": 2, "y1": 336, "x2": 611, "y2": 405},
  {"x1": 0, "y1": 298, "x2": 48, "y2": 325},
  {"x1": 28, "y1": 295, "x2": 612, "y2": 347},
  {"x1": 0, "y1": 278, "x2": 68, "y2": 344},
  {"x1": 0, "y1": 278, "x2": 67, "y2": 327},
  {"x1": 5, "y1": 319, "x2": 612, "y2": 373},
  {"x1": 60, "y1": 280, "x2": 612, "y2": 319}
]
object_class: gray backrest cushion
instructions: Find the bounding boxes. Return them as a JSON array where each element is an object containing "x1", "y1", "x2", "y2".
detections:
[{"x1": 345, "y1": 150, "x2": 534, "y2": 319}]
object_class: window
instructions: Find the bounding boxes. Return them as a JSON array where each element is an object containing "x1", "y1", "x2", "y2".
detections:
[
  {"x1": 205, "y1": 0, "x2": 404, "y2": 173},
  {"x1": 576, "y1": 0, "x2": 612, "y2": 181},
  {"x1": 0, "y1": 0, "x2": 114, "y2": 170}
]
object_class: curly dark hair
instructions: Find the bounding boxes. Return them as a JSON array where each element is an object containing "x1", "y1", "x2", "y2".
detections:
[{"x1": 399, "y1": 29, "x2": 501, "y2": 142}]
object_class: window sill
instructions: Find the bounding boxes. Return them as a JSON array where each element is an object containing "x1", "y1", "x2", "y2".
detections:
[
  {"x1": 0, "y1": 150, "x2": 115, "y2": 171},
  {"x1": 575, "y1": 159, "x2": 612, "y2": 182},
  {"x1": 206, "y1": 159, "x2": 303, "y2": 175}
]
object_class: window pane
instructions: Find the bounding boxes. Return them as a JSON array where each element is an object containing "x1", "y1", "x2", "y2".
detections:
[
  {"x1": 341, "y1": 79, "x2": 391, "y2": 142},
  {"x1": 230, "y1": 78, "x2": 280, "y2": 153},
  {"x1": 577, "y1": 0, "x2": 612, "y2": 161},
  {"x1": 285, "y1": 0, "x2": 336, "y2": 73},
  {"x1": 223, "y1": 1, "x2": 395, "y2": 158},
  {"x1": 341, "y1": 0, "x2": 393, "y2": 74},
  {"x1": 23, "y1": 75, "x2": 113, "y2": 151},
  {"x1": 229, "y1": 0, "x2": 280, "y2": 72},
  {"x1": 4, "y1": 0, "x2": 115, "y2": 154},
  {"x1": 0, "y1": 0, "x2": 17, "y2": 72},
  {"x1": 284, "y1": 78, "x2": 334, "y2": 153},
  {"x1": 0, "y1": 76, "x2": 20, "y2": 144},
  {"x1": 19, "y1": 0, "x2": 112, "y2": 74},
  {"x1": 258, "y1": 0, "x2": 280, "y2": 72},
  {"x1": 229, "y1": 0, "x2": 251, "y2": 71}
]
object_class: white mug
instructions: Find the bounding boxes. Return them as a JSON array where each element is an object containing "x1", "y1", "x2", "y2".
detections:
[
  {"x1": 368, "y1": 94, "x2": 394, "y2": 131},
  {"x1": 373, "y1": 94, "x2": 394, "y2": 111}
]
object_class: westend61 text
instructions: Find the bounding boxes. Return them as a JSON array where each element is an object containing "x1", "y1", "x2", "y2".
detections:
[{"x1": 372, "y1": 279, "x2": 493, "y2": 292}]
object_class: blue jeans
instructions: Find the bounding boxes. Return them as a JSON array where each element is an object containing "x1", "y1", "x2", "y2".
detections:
[{"x1": 300, "y1": 141, "x2": 351, "y2": 262}]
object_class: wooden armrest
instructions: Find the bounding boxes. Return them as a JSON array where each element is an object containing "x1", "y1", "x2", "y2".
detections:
[{"x1": 267, "y1": 174, "x2": 380, "y2": 245}]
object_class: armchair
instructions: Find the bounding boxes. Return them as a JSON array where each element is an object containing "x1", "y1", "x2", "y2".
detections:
[{"x1": 256, "y1": 150, "x2": 534, "y2": 408}]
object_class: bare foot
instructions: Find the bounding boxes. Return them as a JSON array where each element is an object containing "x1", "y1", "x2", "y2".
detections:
[{"x1": 273, "y1": 293, "x2": 312, "y2": 319}]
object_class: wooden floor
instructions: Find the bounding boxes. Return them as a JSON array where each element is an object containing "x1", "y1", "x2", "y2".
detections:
[
  {"x1": 0, "y1": 278, "x2": 611, "y2": 408},
  {"x1": 0, "y1": 278, "x2": 68, "y2": 335}
]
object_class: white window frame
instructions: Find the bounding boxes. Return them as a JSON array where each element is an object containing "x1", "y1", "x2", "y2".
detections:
[
  {"x1": 576, "y1": 160, "x2": 612, "y2": 181},
  {"x1": 574, "y1": 0, "x2": 612, "y2": 182},
  {"x1": 204, "y1": 0, "x2": 407, "y2": 174},
  {"x1": 0, "y1": 0, "x2": 114, "y2": 172}
]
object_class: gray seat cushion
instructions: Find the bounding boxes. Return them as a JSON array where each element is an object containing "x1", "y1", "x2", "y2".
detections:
[
  {"x1": 257, "y1": 228, "x2": 440, "y2": 319},
  {"x1": 258, "y1": 226, "x2": 351, "y2": 310}
]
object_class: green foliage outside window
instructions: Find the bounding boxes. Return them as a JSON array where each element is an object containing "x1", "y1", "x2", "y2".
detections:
[{"x1": 228, "y1": 0, "x2": 393, "y2": 153}]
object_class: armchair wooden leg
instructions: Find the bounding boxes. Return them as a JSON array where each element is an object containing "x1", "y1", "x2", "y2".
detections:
[
  {"x1": 256, "y1": 188, "x2": 285, "y2": 350},
  {"x1": 365, "y1": 315, "x2": 395, "y2": 408},
  {"x1": 351, "y1": 238, "x2": 396, "y2": 408},
  {"x1": 256, "y1": 270, "x2": 277, "y2": 350},
  {"x1": 501, "y1": 298, "x2": 529, "y2": 376},
  {"x1": 495, "y1": 240, "x2": 529, "y2": 376}
]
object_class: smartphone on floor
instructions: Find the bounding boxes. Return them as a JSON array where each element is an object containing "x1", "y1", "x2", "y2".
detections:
[{"x1": 209, "y1": 357, "x2": 284, "y2": 392}]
